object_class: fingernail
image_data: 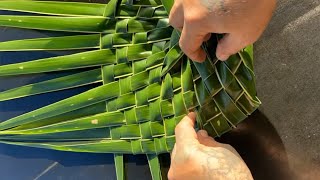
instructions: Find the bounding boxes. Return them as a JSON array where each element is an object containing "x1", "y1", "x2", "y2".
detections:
[{"x1": 199, "y1": 130, "x2": 208, "y2": 137}]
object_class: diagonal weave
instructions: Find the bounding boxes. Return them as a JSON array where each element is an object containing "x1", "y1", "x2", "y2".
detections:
[{"x1": 0, "y1": 0, "x2": 261, "y2": 179}]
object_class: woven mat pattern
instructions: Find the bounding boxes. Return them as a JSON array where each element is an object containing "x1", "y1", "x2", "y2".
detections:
[{"x1": 0, "y1": 0, "x2": 260, "y2": 155}]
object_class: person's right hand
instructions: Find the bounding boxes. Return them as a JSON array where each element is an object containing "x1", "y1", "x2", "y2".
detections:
[
  {"x1": 168, "y1": 112, "x2": 253, "y2": 180},
  {"x1": 169, "y1": 0, "x2": 276, "y2": 61}
]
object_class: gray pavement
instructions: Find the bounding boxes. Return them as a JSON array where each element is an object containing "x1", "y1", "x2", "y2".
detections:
[{"x1": 255, "y1": 0, "x2": 320, "y2": 179}]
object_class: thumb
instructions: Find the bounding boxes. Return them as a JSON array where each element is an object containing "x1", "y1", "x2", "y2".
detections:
[
  {"x1": 196, "y1": 130, "x2": 220, "y2": 147},
  {"x1": 174, "y1": 112, "x2": 198, "y2": 147},
  {"x1": 216, "y1": 33, "x2": 249, "y2": 61}
]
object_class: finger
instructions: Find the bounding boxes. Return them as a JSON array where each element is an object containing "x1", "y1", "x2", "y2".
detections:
[
  {"x1": 169, "y1": 0, "x2": 184, "y2": 30},
  {"x1": 197, "y1": 130, "x2": 220, "y2": 147},
  {"x1": 179, "y1": 22, "x2": 207, "y2": 62},
  {"x1": 216, "y1": 33, "x2": 250, "y2": 61},
  {"x1": 174, "y1": 112, "x2": 198, "y2": 147}
]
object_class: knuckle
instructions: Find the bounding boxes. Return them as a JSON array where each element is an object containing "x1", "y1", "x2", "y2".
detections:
[
  {"x1": 179, "y1": 39, "x2": 192, "y2": 55},
  {"x1": 184, "y1": 13, "x2": 202, "y2": 25},
  {"x1": 168, "y1": 6, "x2": 178, "y2": 27}
]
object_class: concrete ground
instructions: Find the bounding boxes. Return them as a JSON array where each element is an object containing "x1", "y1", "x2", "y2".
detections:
[{"x1": 254, "y1": 0, "x2": 320, "y2": 179}]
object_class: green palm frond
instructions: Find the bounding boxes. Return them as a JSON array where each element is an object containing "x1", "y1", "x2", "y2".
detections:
[{"x1": 0, "y1": 0, "x2": 261, "y2": 179}]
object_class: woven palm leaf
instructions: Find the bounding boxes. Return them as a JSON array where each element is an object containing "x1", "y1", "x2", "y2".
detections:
[{"x1": 0, "y1": 0, "x2": 261, "y2": 179}]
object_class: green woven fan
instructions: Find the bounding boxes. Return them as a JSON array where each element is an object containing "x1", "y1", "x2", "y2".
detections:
[{"x1": 0, "y1": 0, "x2": 261, "y2": 179}]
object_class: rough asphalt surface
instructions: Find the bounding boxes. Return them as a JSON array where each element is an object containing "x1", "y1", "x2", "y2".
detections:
[{"x1": 254, "y1": 0, "x2": 320, "y2": 179}]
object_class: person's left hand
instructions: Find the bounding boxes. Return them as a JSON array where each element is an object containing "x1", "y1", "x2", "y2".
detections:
[{"x1": 168, "y1": 112, "x2": 253, "y2": 180}]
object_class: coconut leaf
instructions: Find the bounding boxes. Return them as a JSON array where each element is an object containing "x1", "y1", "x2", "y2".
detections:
[
  {"x1": 0, "y1": 16, "x2": 107, "y2": 32},
  {"x1": 114, "y1": 154, "x2": 125, "y2": 180},
  {"x1": 0, "y1": 69, "x2": 102, "y2": 101},
  {"x1": 0, "y1": 1, "x2": 106, "y2": 16},
  {"x1": 0, "y1": 82, "x2": 120, "y2": 130},
  {"x1": 147, "y1": 154, "x2": 163, "y2": 180},
  {"x1": 0, "y1": 35, "x2": 100, "y2": 51},
  {"x1": 0, "y1": 0, "x2": 261, "y2": 179},
  {"x1": 0, "y1": 50, "x2": 116, "y2": 76}
]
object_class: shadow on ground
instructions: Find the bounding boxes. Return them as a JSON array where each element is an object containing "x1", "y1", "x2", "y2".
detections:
[{"x1": 218, "y1": 110, "x2": 293, "y2": 180}]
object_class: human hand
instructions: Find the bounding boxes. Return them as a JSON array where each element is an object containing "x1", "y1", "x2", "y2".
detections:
[
  {"x1": 169, "y1": 0, "x2": 276, "y2": 61},
  {"x1": 168, "y1": 112, "x2": 253, "y2": 180}
]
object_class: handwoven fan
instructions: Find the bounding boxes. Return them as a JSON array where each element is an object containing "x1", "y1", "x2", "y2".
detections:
[{"x1": 0, "y1": 0, "x2": 261, "y2": 179}]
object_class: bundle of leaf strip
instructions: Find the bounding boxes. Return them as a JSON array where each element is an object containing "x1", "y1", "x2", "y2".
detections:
[{"x1": 0, "y1": 0, "x2": 261, "y2": 179}]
